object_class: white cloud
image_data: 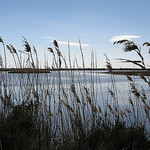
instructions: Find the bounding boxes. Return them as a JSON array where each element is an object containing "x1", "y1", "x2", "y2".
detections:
[
  {"x1": 110, "y1": 35, "x2": 141, "y2": 42},
  {"x1": 41, "y1": 36, "x2": 55, "y2": 39},
  {"x1": 57, "y1": 41, "x2": 89, "y2": 47}
]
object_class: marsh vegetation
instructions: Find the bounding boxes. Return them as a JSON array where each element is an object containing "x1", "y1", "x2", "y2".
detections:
[{"x1": 0, "y1": 37, "x2": 150, "y2": 149}]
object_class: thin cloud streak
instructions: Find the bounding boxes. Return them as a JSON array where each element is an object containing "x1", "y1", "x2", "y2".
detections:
[
  {"x1": 110, "y1": 35, "x2": 141, "y2": 42},
  {"x1": 57, "y1": 41, "x2": 90, "y2": 47}
]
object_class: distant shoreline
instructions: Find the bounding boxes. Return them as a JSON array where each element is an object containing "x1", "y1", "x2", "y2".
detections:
[
  {"x1": 0, "y1": 68, "x2": 150, "y2": 75},
  {"x1": 0, "y1": 68, "x2": 150, "y2": 71}
]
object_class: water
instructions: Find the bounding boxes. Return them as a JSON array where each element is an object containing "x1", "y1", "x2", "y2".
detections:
[
  {"x1": 0, "y1": 70, "x2": 149, "y2": 104},
  {"x1": 0, "y1": 70, "x2": 150, "y2": 131}
]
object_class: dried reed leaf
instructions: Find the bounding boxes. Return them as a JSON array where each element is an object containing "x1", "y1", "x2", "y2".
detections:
[
  {"x1": 144, "y1": 106, "x2": 149, "y2": 118},
  {"x1": 130, "y1": 82, "x2": 140, "y2": 98},
  {"x1": 107, "y1": 104, "x2": 113, "y2": 112},
  {"x1": 60, "y1": 99, "x2": 74, "y2": 113},
  {"x1": 87, "y1": 96, "x2": 92, "y2": 105},
  {"x1": 141, "y1": 97, "x2": 146, "y2": 105},
  {"x1": 117, "y1": 59, "x2": 145, "y2": 69},
  {"x1": 139, "y1": 74, "x2": 148, "y2": 82},
  {"x1": 113, "y1": 39, "x2": 129, "y2": 45},
  {"x1": 98, "y1": 105, "x2": 102, "y2": 113},
  {"x1": 143, "y1": 42, "x2": 150, "y2": 47},
  {"x1": 83, "y1": 86, "x2": 88, "y2": 94},
  {"x1": 140, "y1": 41, "x2": 150, "y2": 53},
  {"x1": 91, "y1": 105, "x2": 98, "y2": 113},
  {"x1": 128, "y1": 97, "x2": 134, "y2": 106},
  {"x1": 83, "y1": 86, "x2": 92, "y2": 105},
  {"x1": 119, "y1": 110, "x2": 127, "y2": 117},
  {"x1": 70, "y1": 84, "x2": 81, "y2": 103},
  {"x1": 126, "y1": 108, "x2": 132, "y2": 114},
  {"x1": 126, "y1": 75, "x2": 133, "y2": 82}
]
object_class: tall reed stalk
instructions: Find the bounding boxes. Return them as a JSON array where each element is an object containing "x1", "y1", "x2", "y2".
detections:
[{"x1": 0, "y1": 37, "x2": 7, "y2": 68}]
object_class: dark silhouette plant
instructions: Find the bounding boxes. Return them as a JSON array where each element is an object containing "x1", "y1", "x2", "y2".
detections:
[{"x1": 114, "y1": 39, "x2": 148, "y2": 69}]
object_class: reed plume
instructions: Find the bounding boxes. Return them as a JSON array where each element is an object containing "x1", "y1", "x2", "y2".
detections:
[
  {"x1": 0, "y1": 37, "x2": 7, "y2": 68},
  {"x1": 33, "y1": 46, "x2": 39, "y2": 68},
  {"x1": 114, "y1": 40, "x2": 146, "y2": 69},
  {"x1": 10, "y1": 44, "x2": 22, "y2": 68},
  {"x1": 6, "y1": 45, "x2": 17, "y2": 68},
  {"x1": 104, "y1": 54, "x2": 112, "y2": 72},
  {"x1": 22, "y1": 37, "x2": 35, "y2": 68}
]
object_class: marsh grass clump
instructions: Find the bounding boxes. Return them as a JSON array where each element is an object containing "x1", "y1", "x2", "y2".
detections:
[
  {"x1": 56, "y1": 122, "x2": 150, "y2": 150},
  {"x1": 0, "y1": 37, "x2": 150, "y2": 149},
  {"x1": 0, "y1": 102, "x2": 38, "y2": 150},
  {"x1": 81, "y1": 122, "x2": 150, "y2": 150}
]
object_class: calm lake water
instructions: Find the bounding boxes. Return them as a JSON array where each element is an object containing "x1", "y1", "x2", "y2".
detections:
[{"x1": 0, "y1": 70, "x2": 149, "y2": 106}]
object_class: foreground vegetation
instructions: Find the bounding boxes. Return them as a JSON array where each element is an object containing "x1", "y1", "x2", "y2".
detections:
[{"x1": 0, "y1": 37, "x2": 150, "y2": 149}]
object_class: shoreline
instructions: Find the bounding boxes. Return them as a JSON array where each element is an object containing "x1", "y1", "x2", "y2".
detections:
[{"x1": 0, "y1": 68, "x2": 150, "y2": 75}]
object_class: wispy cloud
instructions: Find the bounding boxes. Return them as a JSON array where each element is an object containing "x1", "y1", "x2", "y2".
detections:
[
  {"x1": 57, "y1": 41, "x2": 90, "y2": 47},
  {"x1": 41, "y1": 36, "x2": 55, "y2": 39},
  {"x1": 110, "y1": 35, "x2": 141, "y2": 42}
]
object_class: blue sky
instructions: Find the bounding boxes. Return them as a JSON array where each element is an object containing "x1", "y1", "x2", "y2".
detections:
[{"x1": 1, "y1": 0, "x2": 150, "y2": 68}]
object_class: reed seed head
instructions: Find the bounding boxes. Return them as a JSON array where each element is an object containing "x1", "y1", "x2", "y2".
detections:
[
  {"x1": 10, "y1": 44, "x2": 17, "y2": 53},
  {"x1": 6, "y1": 45, "x2": 13, "y2": 53},
  {"x1": 48, "y1": 47, "x2": 54, "y2": 53},
  {"x1": 53, "y1": 40, "x2": 59, "y2": 48},
  {"x1": 123, "y1": 41, "x2": 138, "y2": 52},
  {"x1": 0, "y1": 37, "x2": 4, "y2": 43},
  {"x1": 22, "y1": 37, "x2": 31, "y2": 52}
]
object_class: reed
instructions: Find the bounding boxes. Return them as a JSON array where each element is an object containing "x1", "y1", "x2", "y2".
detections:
[
  {"x1": 0, "y1": 37, "x2": 7, "y2": 68},
  {"x1": 0, "y1": 37, "x2": 150, "y2": 149}
]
